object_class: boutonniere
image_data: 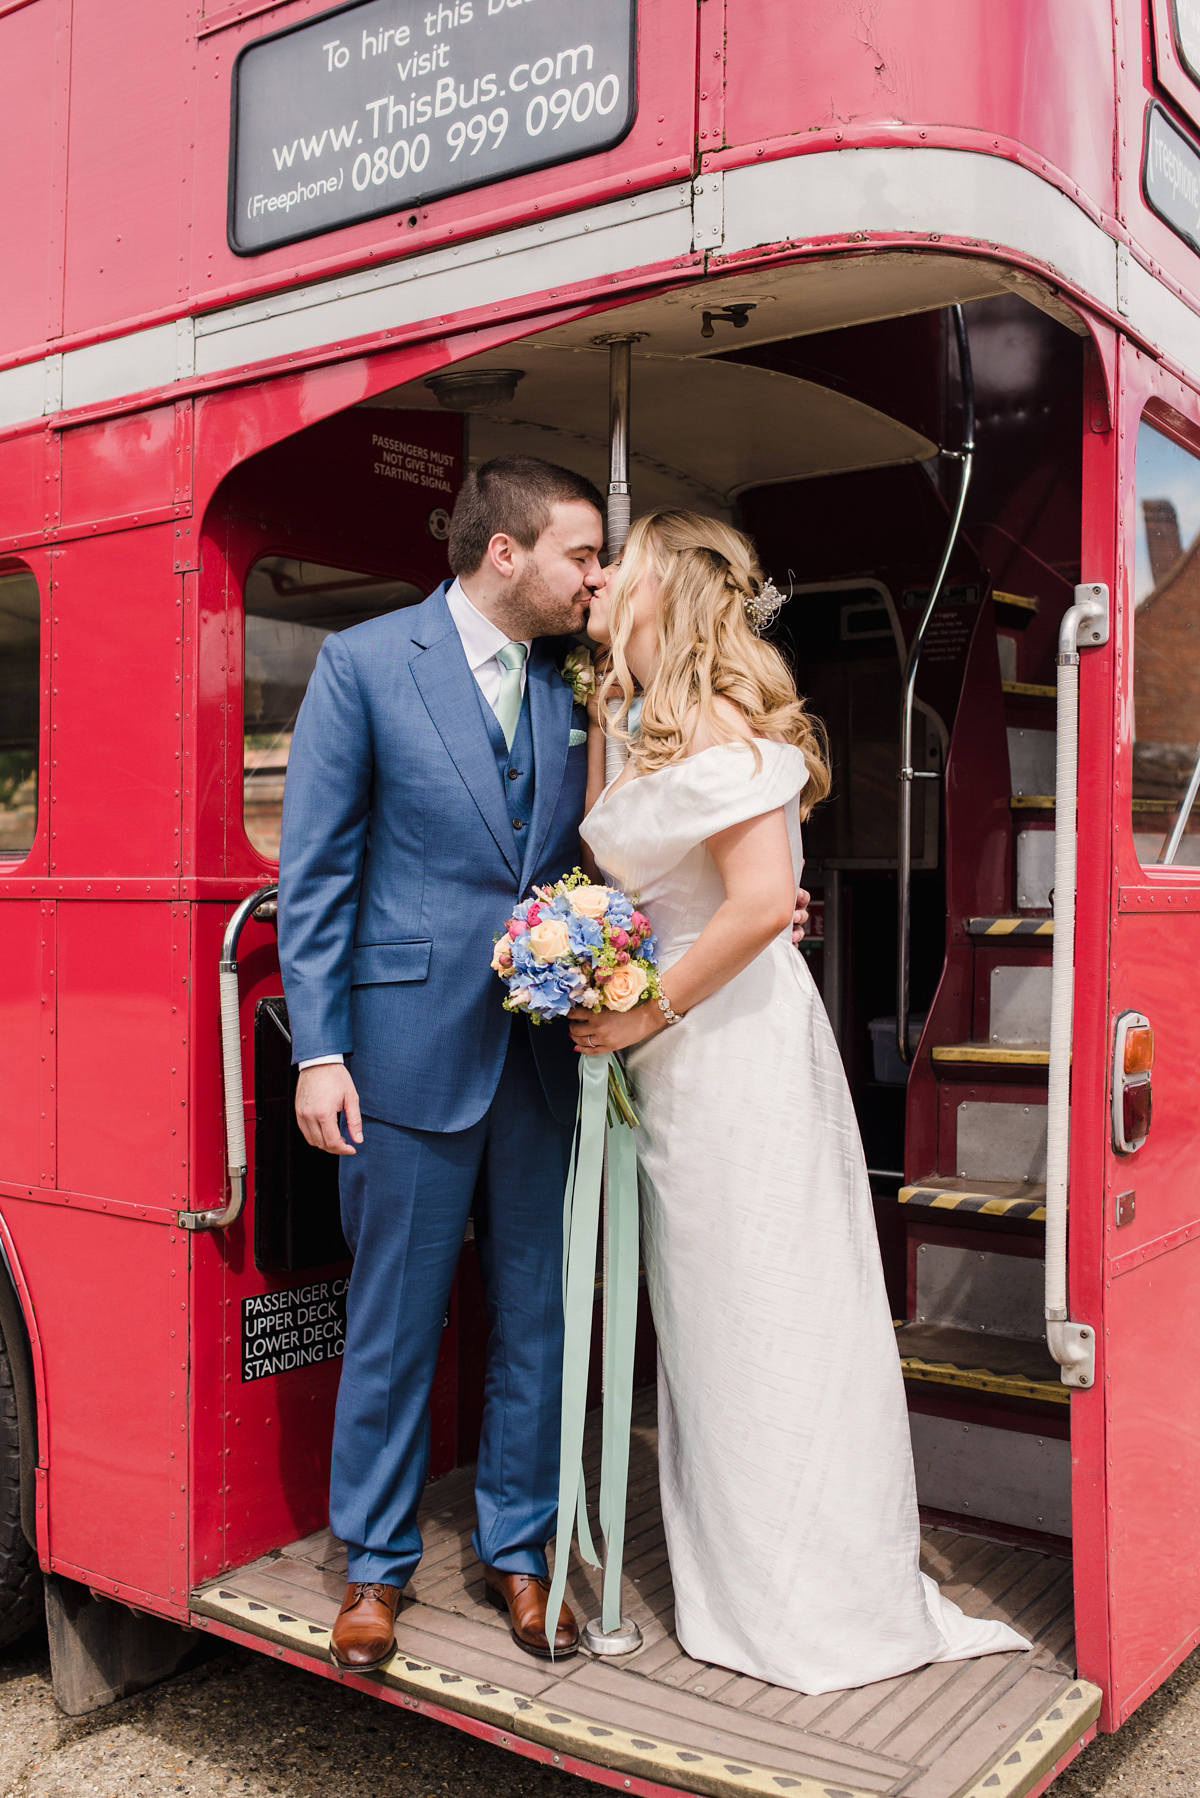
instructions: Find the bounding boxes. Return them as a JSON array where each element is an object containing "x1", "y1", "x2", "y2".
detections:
[{"x1": 560, "y1": 644, "x2": 596, "y2": 708}]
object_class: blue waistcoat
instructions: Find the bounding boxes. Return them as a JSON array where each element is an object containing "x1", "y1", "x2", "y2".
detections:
[{"x1": 477, "y1": 674, "x2": 536, "y2": 860}]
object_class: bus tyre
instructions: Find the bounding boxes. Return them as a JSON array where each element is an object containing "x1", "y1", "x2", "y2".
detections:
[{"x1": 0, "y1": 1329, "x2": 40, "y2": 1647}]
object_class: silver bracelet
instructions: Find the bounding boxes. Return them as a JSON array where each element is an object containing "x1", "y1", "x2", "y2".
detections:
[{"x1": 657, "y1": 988, "x2": 682, "y2": 1027}]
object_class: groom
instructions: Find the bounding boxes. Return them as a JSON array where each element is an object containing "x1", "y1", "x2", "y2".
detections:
[{"x1": 278, "y1": 455, "x2": 605, "y2": 1670}]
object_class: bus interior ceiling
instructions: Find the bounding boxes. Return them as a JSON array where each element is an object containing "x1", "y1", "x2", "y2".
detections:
[{"x1": 203, "y1": 264, "x2": 1094, "y2": 1781}]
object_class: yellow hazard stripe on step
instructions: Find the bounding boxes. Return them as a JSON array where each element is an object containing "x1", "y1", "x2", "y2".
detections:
[
  {"x1": 899, "y1": 1187, "x2": 1047, "y2": 1220},
  {"x1": 966, "y1": 917, "x2": 1054, "y2": 937},
  {"x1": 517, "y1": 1699, "x2": 875, "y2": 1798},
  {"x1": 993, "y1": 590, "x2": 1040, "y2": 612},
  {"x1": 898, "y1": 1355, "x2": 1070, "y2": 1404},
  {"x1": 191, "y1": 1584, "x2": 875, "y2": 1798},
  {"x1": 962, "y1": 1680, "x2": 1101, "y2": 1798}
]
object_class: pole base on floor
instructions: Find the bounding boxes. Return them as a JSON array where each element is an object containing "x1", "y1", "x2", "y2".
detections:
[{"x1": 581, "y1": 1616, "x2": 643, "y2": 1656}]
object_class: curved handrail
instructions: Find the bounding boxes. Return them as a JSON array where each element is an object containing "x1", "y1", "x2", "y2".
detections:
[
  {"x1": 896, "y1": 305, "x2": 975, "y2": 1066},
  {"x1": 177, "y1": 883, "x2": 278, "y2": 1232}
]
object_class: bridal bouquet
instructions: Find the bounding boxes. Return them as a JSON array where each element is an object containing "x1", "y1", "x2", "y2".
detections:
[{"x1": 491, "y1": 868, "x2": 659, "y2": 1124}]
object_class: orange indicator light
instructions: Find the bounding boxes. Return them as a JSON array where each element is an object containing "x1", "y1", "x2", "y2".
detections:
[{"x1": 1123, "y1": 1025, "x2": 1154, "y2": 1076}]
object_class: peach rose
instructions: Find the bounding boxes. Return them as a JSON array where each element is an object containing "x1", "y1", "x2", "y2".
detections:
[
  {"x1": 491, "y1": 938, "x2": 514, "y2": 972},
  {"x1": 602, "y1": 964, "x2": 649, "y2": 1012},
  {"x1": 528, "y1": 918, "x2": 571, "y2": 962},
  {"x1": 567, "y1": 885, "x2": 611, "y2": 920}
]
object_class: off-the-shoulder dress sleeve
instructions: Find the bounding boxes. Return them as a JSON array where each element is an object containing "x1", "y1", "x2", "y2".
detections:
[{"x1": 581, "y1": 740, "x2": 807, "y2": 884}]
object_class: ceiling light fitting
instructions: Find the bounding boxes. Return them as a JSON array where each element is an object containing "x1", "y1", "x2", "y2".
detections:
[{"x1": 424, "y1": 368, "x2": 525, "y2": 411}]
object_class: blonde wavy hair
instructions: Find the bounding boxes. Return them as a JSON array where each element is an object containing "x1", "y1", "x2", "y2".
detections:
[{"x1": 598, "y1": 511, "x2": 831, "y2": 818}]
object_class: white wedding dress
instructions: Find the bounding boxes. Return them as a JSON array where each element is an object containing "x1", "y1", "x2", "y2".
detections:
[{"x1": 581, "y1": 741, "x2": 1029, "y2": 1694}]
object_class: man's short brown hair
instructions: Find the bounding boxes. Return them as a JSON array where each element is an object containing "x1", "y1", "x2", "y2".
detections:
[{"x1": 447, "y1": 456, "x2": 604, "y2": 576}]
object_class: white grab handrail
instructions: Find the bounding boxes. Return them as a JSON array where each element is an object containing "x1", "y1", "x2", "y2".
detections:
[
  {"x1": 1044, "y1": 585, "x2": 1107, "y2": 1387},
  {"x1": 178, "y1": 884, "x2": 278, "y2": 1232}
]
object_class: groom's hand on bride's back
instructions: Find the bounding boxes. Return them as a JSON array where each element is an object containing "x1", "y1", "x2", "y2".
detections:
[
  {"x1": 296, "y1": 1064, "x2": 364, "y2": 1155},
  {"x1": 792, "y1": 886, "x2": 810, "y2": 946}
]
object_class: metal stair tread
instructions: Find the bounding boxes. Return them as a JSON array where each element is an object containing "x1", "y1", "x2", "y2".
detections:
[
  {"x1": 966, "y1": 915, "x2": 1053, "y2": 938},
  {"x1": 897, "y1": 1177, "x2": 1047, "y2": 1221},
  {"x1": 895, "y1": 1320, "x2": 1067, "y2": 1404},
  {"x1": 932, "y1": 1041, "x2": 1050, "y2": 1066}
]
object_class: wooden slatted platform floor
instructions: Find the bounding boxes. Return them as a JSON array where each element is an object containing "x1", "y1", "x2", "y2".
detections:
[{"x1": 194, "y1": 1389, "x2": 1100, "y2": 1798}]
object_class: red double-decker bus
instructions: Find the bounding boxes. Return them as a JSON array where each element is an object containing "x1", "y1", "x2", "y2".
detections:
[{"x1": 3, "y1": 2, "x2": 1200, "y2": 1792}]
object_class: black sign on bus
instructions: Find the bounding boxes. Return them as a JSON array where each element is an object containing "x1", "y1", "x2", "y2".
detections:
[
  {"x1": 241, "y1": 1278, "x2": 349, "y2": 1381},
  {"x1": 1144, "y1": 101, "x2": 1200, "y2": 258},
  {"x1": 228, "y1": 0, "x2": 638, "y2": 255}
]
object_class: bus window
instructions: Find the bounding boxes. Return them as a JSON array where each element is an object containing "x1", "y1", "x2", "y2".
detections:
[
  {"x1": 1133, "y1": 419, "x2": 1200, "y2": 865},
  {"x1": 0, "y1": 569, "x2": 40, "y2": 859},
  {"x1": 243, "y1": 555, "x2": 423, "y2": 859}
]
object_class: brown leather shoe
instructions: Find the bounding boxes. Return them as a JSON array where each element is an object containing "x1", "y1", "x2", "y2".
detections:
[
  {"x1": 330, "y1": 1581, "x2": 402, "y2": 1670},
  {"x1": 482, "y1": 1567, "x2": 579, "y2": 1659}
]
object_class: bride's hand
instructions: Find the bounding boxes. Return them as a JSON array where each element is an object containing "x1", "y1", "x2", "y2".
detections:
[{"x1": 568, "y1": 1002, "x2": 665, "y2": 1054}]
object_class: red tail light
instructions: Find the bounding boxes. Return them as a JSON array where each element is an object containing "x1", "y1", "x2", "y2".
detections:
[{"x1": 1113, "y1": 1011, "x2": 1153, "y2": 1155}]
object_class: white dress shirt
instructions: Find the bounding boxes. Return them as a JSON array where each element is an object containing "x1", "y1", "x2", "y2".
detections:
[{"x1": 299, "y1": 580, "x2": 532, "y2": 1071}]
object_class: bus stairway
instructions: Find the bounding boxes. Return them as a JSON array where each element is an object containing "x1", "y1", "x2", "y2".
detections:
[{"x1": 886, "y1": 675, "x2": 1073, "y2": 1543}]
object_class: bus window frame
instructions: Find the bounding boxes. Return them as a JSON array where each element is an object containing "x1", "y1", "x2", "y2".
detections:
[
  {"x1": 1120, "y1": 372, "x2": 1200, "y2": 890},
  {"x1": 0, "y1": 553, "x2": 50, "y2": 879},
  {"x1": 1151, "y1": 0, "x2": 1200, "y2": 132},
  {"x1": 223, "y1": 521, "x2": 434, "y2": 877}
]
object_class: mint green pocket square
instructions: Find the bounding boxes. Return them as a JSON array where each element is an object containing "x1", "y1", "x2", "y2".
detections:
[{"x1": 569, "y1": 728, "x2": 588, "y2": 747}]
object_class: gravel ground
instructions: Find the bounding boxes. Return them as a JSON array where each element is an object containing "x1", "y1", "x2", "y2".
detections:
[{"x1": 1, "y1": 1621, "x2": 1198, "y2": 1798}]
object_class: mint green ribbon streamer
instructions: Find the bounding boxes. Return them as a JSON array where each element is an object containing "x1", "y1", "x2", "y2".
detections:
[{"x1": 546, "y1": 1053, "x2": 641, "y2": 1652}]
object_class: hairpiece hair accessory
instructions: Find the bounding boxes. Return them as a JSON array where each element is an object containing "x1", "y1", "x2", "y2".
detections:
[{"x1": 744, "y1": 578, "x2": 785, "y2": 635}]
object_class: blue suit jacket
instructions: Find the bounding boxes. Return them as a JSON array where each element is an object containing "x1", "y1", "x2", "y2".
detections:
[{"x1": 277, "y1": 583, "x2": 587, "y2": 1132}]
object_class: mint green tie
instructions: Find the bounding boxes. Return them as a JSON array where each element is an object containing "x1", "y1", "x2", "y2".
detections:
[{"x1": 493, "y1": 641, "x2": 527, "y2": 750}]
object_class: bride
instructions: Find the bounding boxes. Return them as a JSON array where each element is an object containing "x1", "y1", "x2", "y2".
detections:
[{"x1": 570, "y1": 511, "x2": 1028, "y2": 1695}]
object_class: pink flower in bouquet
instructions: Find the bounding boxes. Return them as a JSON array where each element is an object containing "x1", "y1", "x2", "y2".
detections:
[
  {"x1": 507, "y1": 918, "x2": 527, "y2": 939},
  {"x1": 491, "y1": 938, "x2": 514, "y2": 972},
  {"x1": 631, "y1": 911, "x2": 649, "y2": 933},
  {"x1": 567, "y1": 885, "x2": 610, "y2": 920},
  {"x1": 528, "y1": 918, "x2": 571, "y2": 962},
  {"x1": 527, "y1": 902, "x2": 544, "y2": 926},
  {"x1": 610, "y1": 928, "x2": 629, "y2": 949},
  {"x1": 616, "y1": 950, "x2": 629, "y2": 964},
  {"x1": 603, "y1": 965, "x2": 649, "y2": 1011}
]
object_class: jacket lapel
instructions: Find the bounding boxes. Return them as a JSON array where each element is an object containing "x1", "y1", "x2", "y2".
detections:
[
  {"x1": 409, "y1": 587, "x2": 521, "y2": 879},
  {"x1": 522, "y1": 642, "x2": 574, "y2": 885}
]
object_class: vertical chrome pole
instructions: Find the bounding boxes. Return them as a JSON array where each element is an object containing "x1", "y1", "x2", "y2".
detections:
[
  {"x1": 596, "y1": 333, "x2": 642, "y2": 785},
  {"x1": 606, "y1": 335, "x2": 633, "y2": 558},
  {"x1": 896, "y1": 305, "x2": 974, "y2": 1067}
]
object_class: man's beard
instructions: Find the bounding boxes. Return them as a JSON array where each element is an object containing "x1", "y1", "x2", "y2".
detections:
[{"x1": 503, "y1": 562, "x2": 589, "y2": 639}]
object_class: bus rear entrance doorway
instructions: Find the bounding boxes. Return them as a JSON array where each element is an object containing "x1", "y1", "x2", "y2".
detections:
[{"x1": 199, "y1": 273, "x2": 1098, "y2": 1798}]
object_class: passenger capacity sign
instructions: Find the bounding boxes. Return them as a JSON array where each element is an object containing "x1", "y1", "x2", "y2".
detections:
[
  {"x1": 229, "y1": 0, "x2": 637, "y2": 254},
  {"x1": 242, "y1": 1278, "x2": 348, "y2": 1381}
]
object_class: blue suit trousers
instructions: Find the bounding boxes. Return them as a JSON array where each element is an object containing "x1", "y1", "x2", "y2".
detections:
[{"x1": 330, "y1": 1017, "x2": 572, "y2": 1587}]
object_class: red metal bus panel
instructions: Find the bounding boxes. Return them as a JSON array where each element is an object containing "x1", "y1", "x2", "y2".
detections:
[
  {"x1": 0, "y1": 0, "x2": 60, "y2": 356},
  {"x1": 1105, "y1": 1219, "x2": 1200, "y2": 1723},
  {"x1": 59, "y1": 405, "x2": 182, "y2": 532},
  {"x1": 8, "y1": 1196, "x2": 184, "y2": 1605},
  {"x1": 60, "y1": 0, "x2": 191, "y2": 339},
  {"x1": 48, "y1": 528, "x2": 182, "y2": 877},
  {"x1": 56, "y1": 902, "x2": 178, "y2": 1209},
  {"x1": 0, "y1": 905, "x2": 44, "y2": 1188},
  {"x1": 716, "y1": 0, "x2": 1117, "y2": 217},
  {"x1": 0, "y1": 434, "x2": 54, "y2": 549}
]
